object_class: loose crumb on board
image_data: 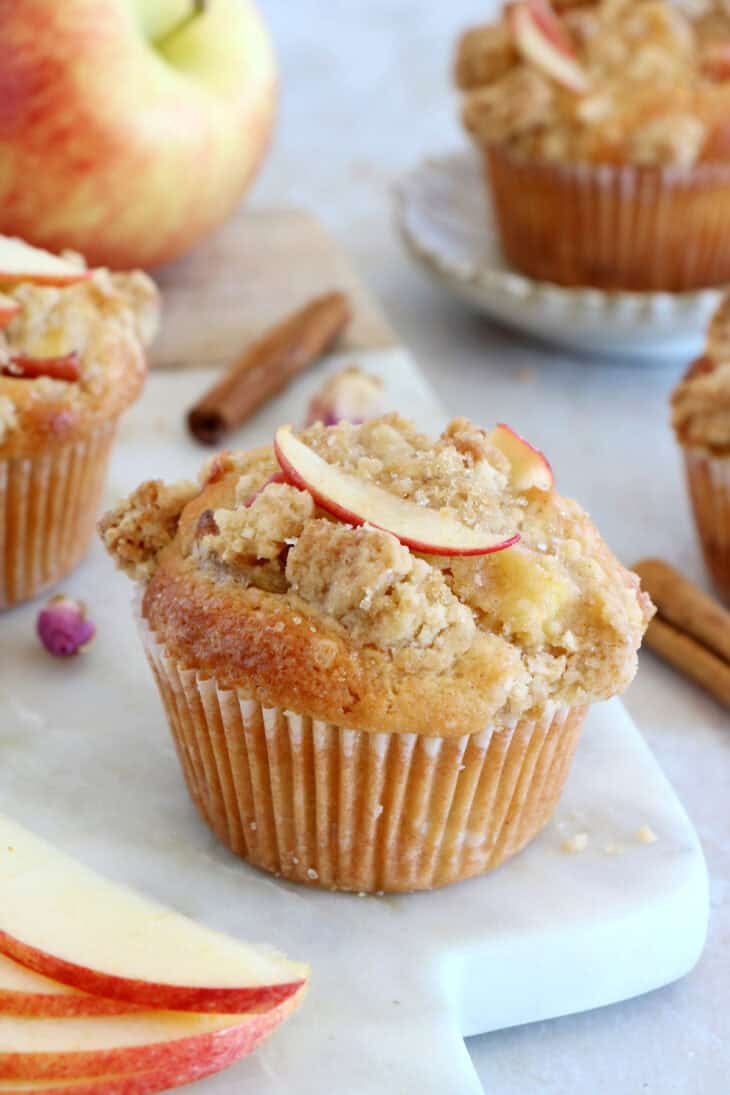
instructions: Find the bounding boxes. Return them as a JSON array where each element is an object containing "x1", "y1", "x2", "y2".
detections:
[
  {"x1": 562, "y1": 832, "x2": 589, "y2": 854},
  {"x1": 634, "y1": 825, "x2": 658, "y2": 845},
  {"x1": 603, "y1": 842, "x2": 624, "y2": 856}
]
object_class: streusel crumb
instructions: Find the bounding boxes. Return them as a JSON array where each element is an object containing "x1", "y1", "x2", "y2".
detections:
[{"x1": 99, "y1": 479, "x2": 199, "y2": 581}]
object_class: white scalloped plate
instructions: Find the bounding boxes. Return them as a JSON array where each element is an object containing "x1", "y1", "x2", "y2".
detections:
[{"x1": 395, "y1": 149, "x2": 726, "y2": 363}]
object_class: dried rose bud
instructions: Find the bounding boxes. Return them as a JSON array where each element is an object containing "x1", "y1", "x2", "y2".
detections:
[
  {"x1": 37, "y1": 595, "x2": 95, "y2": 657},
  {"x1": 305, "y1": 366, "x2": 386, "y2": 427}
]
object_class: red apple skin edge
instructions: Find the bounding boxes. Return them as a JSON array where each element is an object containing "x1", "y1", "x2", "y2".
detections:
[
  {"x1": 0, "y1": 993, "x2": 301, "y2": 1081},
  {"x1": 0, "y1": 930, "x2": 304, "y2": 1015},
  {"x1": 495, "y1": 423, "x2": 554, "y2": 484},
  {"x1": 273, "y1": 435, "x2": 521, "y2": 557},
  {"x1": 0, "y1": 272, "x2": 90, "y2": 289},
  {"x1": 0, "y1": 301, "x2": 19, "y2": 327},
  {"x1": 0, "y1": 990, "x2": 141, "y2": 1019}
]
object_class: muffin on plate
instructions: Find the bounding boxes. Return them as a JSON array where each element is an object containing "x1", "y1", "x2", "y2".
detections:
[
  {"x1": 0, "y1": 236, "x2": 158, "y2": 608},
  {"x1": 672, "y1": 295, "x2": 730, "y2": 599},
  {"x1": 100, "y1": 415, "x2": 652, "y2": 893},
  {"x1": 455, "y1": 0, "x2": 730, "y2": 290}
]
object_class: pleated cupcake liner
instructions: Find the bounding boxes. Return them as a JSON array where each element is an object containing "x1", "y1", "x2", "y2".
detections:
[
  {"x1": 139, "y1": 613, "x2": 586, "y2": 893},
  {"x1": 683, "y1": 448, "x2": 730, "y2": 602},
  {"x1": 0, "y1": 421, "x2": 118, "y2": 609},
  {"x1": 485, "y1": 146, "x2": 730, "y2": 291}
]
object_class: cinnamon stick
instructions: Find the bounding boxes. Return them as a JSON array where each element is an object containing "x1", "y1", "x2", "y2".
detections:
[
  {"x1": 187, "y1": 292, "x2": 351, "y2": 445},
  {"x1": 634, "y1": 558, "x2": 730, "y2": 664},
  {"x1": 633, "y1": 557, "x2": 730, "y2": 708}
]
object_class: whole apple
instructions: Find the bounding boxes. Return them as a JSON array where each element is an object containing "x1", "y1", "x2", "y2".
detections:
[{"x1": 0, "y1": 0, "x2": 277, "y2": 269}]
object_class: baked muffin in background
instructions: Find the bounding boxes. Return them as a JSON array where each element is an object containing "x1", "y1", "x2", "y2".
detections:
[
  {"x1": 0, "y1": 239, "x2": 158, "y2": 608},
  {"x1": 455, "y1": 0, "x2": 730, "y2": 290},
  {"x1": 672, "y1": 296, "x2": 730, "y2": 600},
  {"x1": 101, "y1": 415, "x2": 652, "y2": 893}
]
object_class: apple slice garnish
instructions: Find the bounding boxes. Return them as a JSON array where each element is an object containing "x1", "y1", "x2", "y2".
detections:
[
  {"x1": 0, "y1": 954, "x2": 140, "y2": 1019},
  {"x1": 0, "y1": 295, "x2": 19, "y2": 330},
  {"x1": 274, "y1": 425, "x2": 519, "y2": 556},
  {"x1": 2, "y1": 353, "x2": 80, "y2": 382},
  {"x1": 488, "y1": 423, "x2": 554, "y2": 492},
  {"x1": 0, "y1": 238, "x2": 89, "y2": 287},
  {"x1": 508, "y1": 0, "x2": 587, "y2": 93},
  {"x1": 0, "y1": 813, "x2": 307, "y2": 1013},
  {"x1": 0, "y1": 987, "x2": 304, "y2": 1080}
]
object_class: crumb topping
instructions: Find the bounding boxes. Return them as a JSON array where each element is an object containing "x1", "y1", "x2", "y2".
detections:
[
  {"x1": 456, "y1": 0, "x2": 730, "y2": 166},
  {"x1": 0, "y1": 261, "x2": 159, "y2": 452},
  {"x1": 102, "y1": 415, "x2": 652, "y2": 717},
  {"x1": 672, "y1": 292, "x2": 730, "y2": 450},
  {"x1": 99, "y1": 480, "x2": 199, "y2": 582}
]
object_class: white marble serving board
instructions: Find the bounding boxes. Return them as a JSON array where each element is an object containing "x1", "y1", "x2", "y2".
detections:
[{"x1": 0, "y1": 351, "x2": 708, "y2": 1094}]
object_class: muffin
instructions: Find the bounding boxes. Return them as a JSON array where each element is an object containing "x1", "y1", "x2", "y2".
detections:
[
  {"x1": 100, "y1": 415, "x2": 652, "y2": 893},
  {"x1": 455, "y1": 0, "x2": 730, "y2": 290},
  {"x1": 0, "y1": 239, "x2": 158, "y2": 609},
  {"x1": 672, "y1": 295, "x2": 730, "y2": 599}
]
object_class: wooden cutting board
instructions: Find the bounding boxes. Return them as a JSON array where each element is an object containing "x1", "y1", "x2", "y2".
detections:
[{"x1": 150, "y1": 207, "x2": 398, "y2": 370}]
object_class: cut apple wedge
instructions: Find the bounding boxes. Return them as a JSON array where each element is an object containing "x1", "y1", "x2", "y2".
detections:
[
  {"x1": 0, "y1": 238, "x2": 89, "y2": 287},
  {"x1": 0, "y1": 988, "x2": 304, "y2": 1080},
  {"x1": 488, "y1": 423, "x2": 554, "y2": 492},
  {"x1": 2, "y1": 353, "x2": 81, "y2": 382},
  {"x1": 0, "y1": 814, "x2": 307, "y2": 1013},
  {"x1": 0, "y1": 294, "x2": 20, "y2": 329},
  {"x1": 274, "y1": 425, "x2": 519, "y2": 555},
  {"x1": 0, "y1": 954, "x2": 140, "y2": 1019},
  {"x1": 508, "y1": 0, "x2": 587, "y2": 92}
]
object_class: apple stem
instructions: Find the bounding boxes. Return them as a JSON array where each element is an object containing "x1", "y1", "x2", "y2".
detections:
[{"x1": 154, "y1": 0, "x2": 207, "y2": 50}]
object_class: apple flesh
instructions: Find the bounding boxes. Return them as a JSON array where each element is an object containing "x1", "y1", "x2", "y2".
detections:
[
  {"x1": 489, "y1": 423, "x2": 554, "y2": 491},
  {"x1": 0, "y1": 294, "x2": 20, "y2": 329},
  {"x1": 508, "y1": 1, "x2": 587, "y2": 93},
  {"x1": 0, "y1": 239, "x2": 88, "y2": 287},
  {"x1": 274, "y1": 426, "x2": 520, "y2": 556},
  {"x1": 0, "y1": 955, "x2": 139, "y2": 1019},
  {"x1": 0, "y1": 989, "x2": 303, "y2": 1080},
  {"x1": 0, "y1": 3, "x2": 276, "y2": 269},
  {"x1": 0, "y1": 813, "x2": 307, "y2": 1013}
]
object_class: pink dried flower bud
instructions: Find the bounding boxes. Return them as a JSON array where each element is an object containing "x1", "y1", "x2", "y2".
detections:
[
  {"x1": 305, "y1": 366, "x2": 386, "y2": 427},
  {"x1": 37, "y1": 595, "x2": 95, "y2": 658}
]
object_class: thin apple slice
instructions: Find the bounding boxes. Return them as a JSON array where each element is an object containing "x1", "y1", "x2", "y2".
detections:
[
  {"x1": 0, "y1": 239, "x2": 89, "y2": 287},
  {"x1": 508, "y1": 1, "x2": 587, "y2": 93},
  {"x1": 274, "y1": 425, "x2": 519, "y2": 556},
  {"x1": 0, "y1": 955, "x2": 140, "y2": 1019},
  {"x1": 488, "y1": 423, "x2": 554, "y2": 491},
  {"x1": 0, "y1": 814, "x2": 307, "y2": 1013},
  {"x1": 0, "y1": 294, "x2": 20, "y2": 329},
  {"x1": 2, "y1": 353, "x2": 81, "y2": 382},
  {"x1": 0, "y1": 989, "x2": 303, "y2": 1080}
]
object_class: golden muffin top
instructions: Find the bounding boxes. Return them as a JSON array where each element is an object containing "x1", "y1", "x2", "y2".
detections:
[
  {"x1": 0, "y1": 249, "x2": 158, "y2": 459},
  {"x1": 672, "y1": 294, "x2": 730, "y2": 450},
  {"x1": 101, "y1": 415, "x2": 652, "y2": 736},
  {"x1": 456, "y1": 0, "x2": 730, "y2": 166}
]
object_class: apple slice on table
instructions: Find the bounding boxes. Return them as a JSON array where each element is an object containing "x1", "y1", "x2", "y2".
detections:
[
  {"x1": 274, "y1": 425, "x2": 519, "y2": 556},
  {"x1": 0, "y1": 989, "x2": 304, "y2": 1080},
  {"x1": 0, "y1": 294, "x2": 20, "y2": 329},
  {"x1": 0, "y1": 954, "x2": 141, "y2": 1019},
  {"x1": 488, "y1": 424, "x2": 554, "y2": 491},
  {"x1": 0, "y1": 238, "x2": 89, "y2": 287},
  {"x1": 508, "y1": 0, "x2": 587, "y2": 92},
  {"x1": 0, "y1": 814, "x2": 307, "y2": 1013}
]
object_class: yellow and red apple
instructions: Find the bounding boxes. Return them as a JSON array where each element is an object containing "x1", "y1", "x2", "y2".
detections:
[{"x1": 0, "y1": 1, "x2": 277, "y2": 269}]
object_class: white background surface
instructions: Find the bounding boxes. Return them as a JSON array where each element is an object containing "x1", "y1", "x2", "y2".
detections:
[{"x1": 252, "y1": 2, "x2": 729, "y2": 1092}]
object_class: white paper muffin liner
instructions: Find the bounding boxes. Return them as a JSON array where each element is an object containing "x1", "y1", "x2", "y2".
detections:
[
  {"x1": 683, "y1": 448, "x2": 730, "y2": 601},
  {"x1": 139, "y1": 613, "x2": 586, "y2": 893},
  {"x1": 0, "y1": 421, "x2": 117, "y2": 609}
]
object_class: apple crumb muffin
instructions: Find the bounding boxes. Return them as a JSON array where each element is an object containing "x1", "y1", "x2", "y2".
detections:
[
  {"x1": 101, "y1": 414, "x2": 652, "y2": 892},
  {"x1": 0, "y1": 239, "x2": 158, "y2": 608},
  {"x1": 454, "y1": 0, "x2": 730, "y2": 289}
]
